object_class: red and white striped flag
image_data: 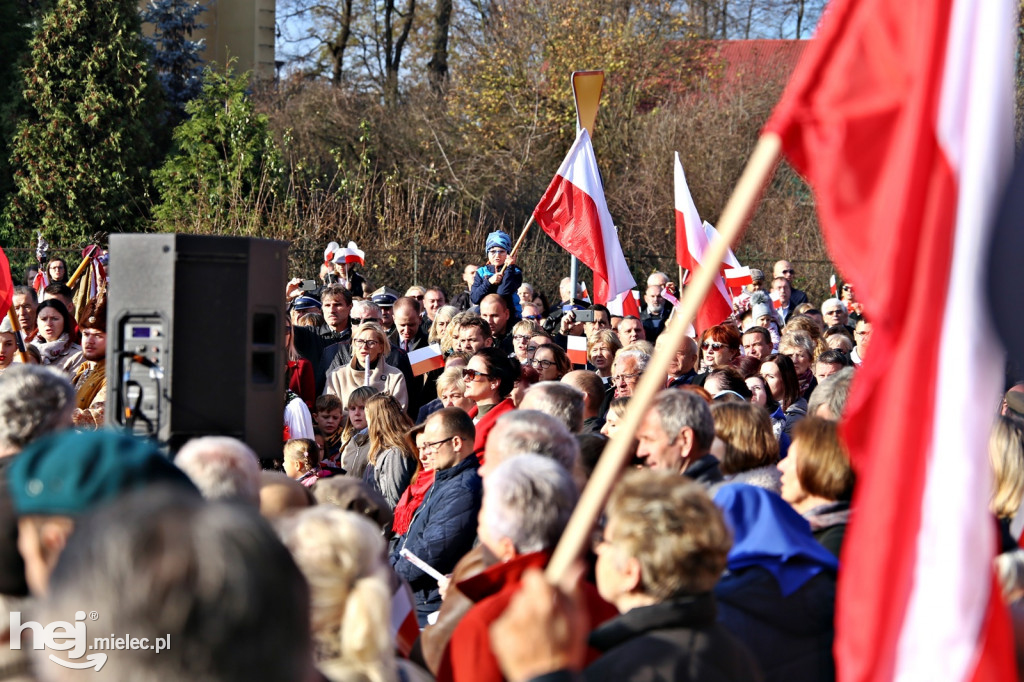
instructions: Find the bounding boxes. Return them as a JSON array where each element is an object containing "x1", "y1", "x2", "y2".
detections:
[
  {"x1": 566, "y1": 335, "x2": 588, "y2": 366},
  {"x1": 408, "y1": 343, "x2": 444, "y2": 376},
  {"x1": 829, "y1": 273, "x2": 837, "y2": 297},
  {"x1": 391, "y1": 580, "x2": 420, "y2": 658},
  {"x1": 533, "y1": 130, "x2": 638, "y2": 317},
  {"x1": 333, "y1": 241, "x2": 365, "y2": 266},
  {"x1": 674, "y1": 153, "x2": 732, "y2": 333},
  {"x1": 765, "y1": 0, "x2": 1016, "y2": 679},
  {"x1": 323, "y1": 241, "x2": 340, "y2": 267},
  {"x1": 724, "y1": 267, "x2": 753, "y2": 288}
]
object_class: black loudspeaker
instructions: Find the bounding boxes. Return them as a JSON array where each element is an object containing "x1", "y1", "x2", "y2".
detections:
[{"x1": 106, "y1": 234, "x2": 288, "y2": 461}]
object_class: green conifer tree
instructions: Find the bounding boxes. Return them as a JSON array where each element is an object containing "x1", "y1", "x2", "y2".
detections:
[
  {"x1": 4, "y1": 0, "x2": 162, "y2": 245},
  {"x1": 151, "y1": 63, "x2": 284, "y2": 234}
]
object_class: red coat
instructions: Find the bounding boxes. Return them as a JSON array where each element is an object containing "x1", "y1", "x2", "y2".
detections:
[
  {"x1": 287, "y1": 359, "x2": 316, "y2": 410},
  {"x1": 467, "y1": 397, "x2": 515, "y2": 466},
  {"x1": 438, "y1": 551, "x2": 618, "y2": 682}
]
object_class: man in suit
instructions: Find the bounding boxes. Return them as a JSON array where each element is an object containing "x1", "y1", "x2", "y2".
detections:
[{"x1": 774, "y1": 259, "x2": 809, "y2": 307}]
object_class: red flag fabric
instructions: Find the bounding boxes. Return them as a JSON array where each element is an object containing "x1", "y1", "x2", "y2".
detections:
[
  {"x1": 533, "y1": 130, "x2": 636, "y2": 309},
  {"x1": 674, "y1": 153, "x2": 732, "y2": 333},
  {"x1": 765, "y1": 0, "x2": 1016, "y2": 680},
  {"x1": 0, "y1": 247, "x2": 13, "y2": 314}
]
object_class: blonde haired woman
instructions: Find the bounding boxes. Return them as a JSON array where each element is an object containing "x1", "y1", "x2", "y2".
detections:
[
  {"x1": 276, "y1": 507, "x2": 399, "y2": 682},
  {"x1": 428, "y1": 305, "x2": 458, "y2": 347},
  {"x1": 990, "y1": 415, "x2": 1024, "y2": 528},
  {"x1": 325, "y1": 322, "x2": 407, "y2": 411}
]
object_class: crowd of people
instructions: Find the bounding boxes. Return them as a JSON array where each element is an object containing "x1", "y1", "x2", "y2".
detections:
[{"x1": 0, "y1": 234, "x2": 1022, "y2": 682}]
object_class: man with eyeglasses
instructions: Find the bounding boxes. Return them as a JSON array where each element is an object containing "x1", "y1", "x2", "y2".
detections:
[
  {"x1": 852, "y1": 317, "x2": 872, "y2": 366},
  {"x1": 612, "y1": 350, "x2": 649, "y2": 399},
  {"x1": 636, "y1": 389, "x2": 722, "y2": 485},
  {"x1": 391, "y1": 407, "x2": 482, "y2": 626},
  {"x1": 773, "y1": 259, "x2": 809, "y2": 307},
  {"x1": 820, "y1": 298, "x2": 851, "y2": 331}
]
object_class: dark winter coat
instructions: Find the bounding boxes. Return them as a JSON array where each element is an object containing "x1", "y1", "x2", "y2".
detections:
[
  {"x1": 585, "y1": 593, "x2": 763, "y2": 682},
  {"x1": 390, "y1": 454, "x2": 482, "y2": 625}
]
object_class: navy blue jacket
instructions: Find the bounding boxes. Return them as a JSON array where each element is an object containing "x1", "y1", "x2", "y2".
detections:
[
  {"x1": 470, "y1": 264, "x2": 523, "y2": 312},
  {"x1": 715, "y1": 566, "x2": 836, "y2": 682},
  {"x1": 390, "y1": 454, "x2": 482, "y2": 625}
]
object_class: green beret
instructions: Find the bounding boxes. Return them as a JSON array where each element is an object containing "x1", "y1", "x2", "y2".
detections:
[{"x1": 7, "y1": 430, "x2": 196, "y2": 516}]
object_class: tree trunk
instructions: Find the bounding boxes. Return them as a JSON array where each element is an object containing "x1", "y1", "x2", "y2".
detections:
[
  {"x1": 427, "y1": 0, "x2": 452, "y2": 96},
  {"x1": 383, "y1": 0, "x2": 416, "y2": 106},
  {"x1": 329, "y1": 0, "x2": 354, "y2": 86}
]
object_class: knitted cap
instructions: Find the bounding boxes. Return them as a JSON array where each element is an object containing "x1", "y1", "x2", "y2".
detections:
[{"x1": 485, "y1": 231, "x2": 512, "y2": 253}]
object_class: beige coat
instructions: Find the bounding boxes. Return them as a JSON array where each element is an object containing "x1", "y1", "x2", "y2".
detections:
[{"x1": 325, "y1": 358, "x2": 408, "y2": 411}]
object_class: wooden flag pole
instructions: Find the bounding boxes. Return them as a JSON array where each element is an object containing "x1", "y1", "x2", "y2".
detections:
[
  {"x1": 6, "y1": 308, "x2": 29, "y2": 364},
  {"x1": 545, "y1": 133, "x2": 783, "y2": 584},
  {"x1": 66, "y1": 254, "x2": 92, "y2": 290},
  {"x1": 498, "y1": 215, "x2": 536, "y2": 276}
]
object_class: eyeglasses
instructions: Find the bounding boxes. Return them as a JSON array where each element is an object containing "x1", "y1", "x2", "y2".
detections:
[
  {"x1": 421, "y1": 436, "x2": 456, "y2": 451},
  {"x1": 354, "y1": 339, "x2": 379, "y2": 347},
  {"x1": 487, "y1": 248, "x2": 507, "y2": 256},
  {"x1": 513, "y1": 334, "x2": 532, "y2": 342},
  {"x1": 462, "y1": 368, "x2": 492, "y2": 381},
  {"x1": 612, "y1": 372, "x2": 641, "y2": 384},
  {"x1": 522, "y1": 315, "x2": 542, "y2": 321},
  {"x1": 781, "y1": 269, "x2": 796, "y2": 275},
  {"x1": 702, "y1": 341, "x2": 726, "y2": 351},
  {"x1": 413, "y1": 295, "x2": 424, "y2": 301},
  {"x1": 842, "y1": 285, "x2": 853, "y2": 291},
  {"x1": 530, "y1": 358, "x2": 555, "y2": 369}
]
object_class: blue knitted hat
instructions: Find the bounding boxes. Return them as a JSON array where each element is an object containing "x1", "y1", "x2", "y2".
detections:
[{"x1": 485, "y1": 231, "x2": 512, "y2": 253}]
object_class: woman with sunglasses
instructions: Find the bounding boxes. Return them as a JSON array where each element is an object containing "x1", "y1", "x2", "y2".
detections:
[
  {"x1": 325, "y1": 321, "x2": 408, "y2": 412},
  {"x1": 697, "y1": 324, "x2": 741, "y2": 375},
  {"x1": 463, "y1": 347, "x2": 519, "y2": 462}
]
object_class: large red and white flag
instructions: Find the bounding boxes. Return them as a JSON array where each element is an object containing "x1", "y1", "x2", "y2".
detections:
[
  {"x1": 533, "y1": 130, "x2": 639, "y2": 317},
  {"x1": 674, "y1": 153, "x2": 732, "y2": 332},
  {"x1": 765, "y1": 0, "x2": 1017, "y2": 680}
]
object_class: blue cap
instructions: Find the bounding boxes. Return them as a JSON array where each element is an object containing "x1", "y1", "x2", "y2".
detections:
[
  {"x1": 8, "y1": 430, "x2": 197, "y2": 517},
  {"x1": 292, "y1": 296, "x2": 321, "y2": 311},
  {"x1": 485, "y1": 231, "x2": 512, "y2": 253}
]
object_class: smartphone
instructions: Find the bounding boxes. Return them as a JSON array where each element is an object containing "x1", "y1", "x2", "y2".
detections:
[
  {"x1": 300, "y1": 279, "x2": 318, "y2": 292},
  {"x1": 575, "y1": 309, "x2": 595, "y2": 323}
]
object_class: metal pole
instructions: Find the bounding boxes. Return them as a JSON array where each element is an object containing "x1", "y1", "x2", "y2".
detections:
[{"x1": 569, "y1": 255, "x2": 579, "y2": 305}]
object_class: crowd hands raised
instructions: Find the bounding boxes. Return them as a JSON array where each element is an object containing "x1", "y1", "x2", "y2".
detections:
[{"x1": 2, "y1": 235, "x2": 1024, "y2": 682}]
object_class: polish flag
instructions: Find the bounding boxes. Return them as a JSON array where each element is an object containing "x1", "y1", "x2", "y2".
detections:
[
  {"x1": 533, "y1": 129, "x2": 637, "y2": 317},
  {"x1": 408, "y1": 343, "x2": 445, "y2": 376},
  {"x1": 724, "y1": 267, "x2": 753, "y2": 288},
  {"x1": 703, "y1": 221, "x2": 741, "y2": 269},
  {"x1": 333, "y1": 241, "x2": 365, "y2": 266},
  {"x1": 323, "y1": 241, "x2": 340, "y2": 267},
  {"x1": 829, "y1": 274, "x2": 837, "y2": 297},
  {"x1": 765, "y1": 0, "x2": 1016, "y2": 679},
  {"x1": 566, "y1": 335, "x2": 588, "y2": 366},
  {"x1": 674, "y1": 153, "x2": 732, "y2": 333},
  {"x1": 391, "y1": 580, "x2": 420, "y2": 658}
]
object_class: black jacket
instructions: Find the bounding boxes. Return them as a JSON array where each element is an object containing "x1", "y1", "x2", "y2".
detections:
[
  {"x1": 585, "y1": 593, "x2": 762, "y2": 682},
  {"x1": 715, "y1": 566, "x2": 836, "y2": 682}
]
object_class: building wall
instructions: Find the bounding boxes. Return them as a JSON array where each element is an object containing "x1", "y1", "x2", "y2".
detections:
[{"x1": 141, "y1": 0, "x2": 276, "y2": 80}]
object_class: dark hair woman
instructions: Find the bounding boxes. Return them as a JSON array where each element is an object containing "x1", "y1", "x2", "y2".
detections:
[
  {"x1": 464, "y1": 347, "x2": 519, "y2": 462},
  {"x1": 759, "y1": 353, "x2": 807, "y2": 436},
  {"x1": 31, "y1": 299, "x2": 82, "y2": 375}
]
